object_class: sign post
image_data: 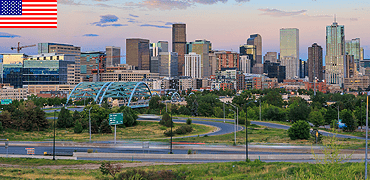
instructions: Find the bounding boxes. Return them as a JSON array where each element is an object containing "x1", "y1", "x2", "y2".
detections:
[{"x1": 109, "y1": 113, "x2": 123, "y2": 145}]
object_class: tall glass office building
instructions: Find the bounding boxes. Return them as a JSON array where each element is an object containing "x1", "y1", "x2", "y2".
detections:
[
  {"x1": 280, "y1": 28, "x2": 299, "y2": 79},
  {"x1": 345, "y1": 38, "x2": 360, "y2": 71},
  {"x1": 2, "y1": 64, "x2": 24, "y2": 88},
  {"x1": 325, "y1": 20, "x2": 345, "y2": 85}
]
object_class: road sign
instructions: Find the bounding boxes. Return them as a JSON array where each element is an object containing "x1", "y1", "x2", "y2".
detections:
[
  {"x1": 1, "y1": 99, "x2": 12, "y2": 105},
  {"x1": 25, "y1": 148, "x2": 35, "y2": 155},
  {"x1": 5, "y1": 141, "x2": 8, "y2": 149},
  {"x1": 109, "y1": 113, "x2": 123, "y2": 125}
]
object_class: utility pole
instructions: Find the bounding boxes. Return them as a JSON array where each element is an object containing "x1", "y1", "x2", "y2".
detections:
[
  {"x1": 53, "y1": 110, "x2": 56, "y2": 160},
  {"x1": 89, "y1": 107, "x2": 93, "y2": 142},
  {"x1": 170, "y1": 110, "x2": 173, "y2": 154},
  {"x1": 223, "y1": 102, "x2": 225, "y2": 123},
  {"x1": 259, "y1": 98, "x2": 261, "y2": 121}
]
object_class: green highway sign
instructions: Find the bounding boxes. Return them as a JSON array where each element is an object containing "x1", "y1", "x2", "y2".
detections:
[
  {"x1": 109, "y1": 113, "x2": 123, "y2": 125},
  {"x1": 1, "y1": 99, "x2": 12, "y2": 105}
]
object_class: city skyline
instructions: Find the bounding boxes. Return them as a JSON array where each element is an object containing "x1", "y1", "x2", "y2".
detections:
[{"x1": 0, "y1": 0, "x2": 369, "y2": 63}]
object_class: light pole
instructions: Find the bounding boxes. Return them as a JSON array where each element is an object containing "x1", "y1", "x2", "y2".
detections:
[
  {"x1": 227, "y1": 103, "x2": 238, "y2": 145},
  {"x1": 89, "y1": 106, "x2": 93, "y2": 142},
  {"x1": 53, "y1": 109, "x2": 56, "y2": 160},
  {"x1": 229, "y1": 109, "x2": 236, "y2": 145},
  {"x1": 259, "y1": 98, "x2": 262, "y2": 121},
  {"x1": 223, "y1": 102, "x2": 225, "y2": 123},
  {"x1": 366, "y1": 93, "x2": 369, "y2": 179},
  {"x1": 170, "y1": 110, "x2": 173, "y2": 154}
]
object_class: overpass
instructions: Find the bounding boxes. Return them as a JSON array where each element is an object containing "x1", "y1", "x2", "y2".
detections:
[{"x1": 66, "y1": 81, "x2": 152, "y2": 108}]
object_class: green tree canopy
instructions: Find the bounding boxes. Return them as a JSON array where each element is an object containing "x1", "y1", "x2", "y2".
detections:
[{"x1": 308, "y1": 111, "x2": 325, "y2": 127}]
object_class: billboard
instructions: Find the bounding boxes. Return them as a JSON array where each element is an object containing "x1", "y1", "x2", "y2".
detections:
[{"x1": 1, "y1": 99, "x2": 12, "y2": 105}]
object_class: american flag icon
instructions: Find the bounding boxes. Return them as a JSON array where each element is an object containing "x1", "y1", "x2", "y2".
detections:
[{"x1": 0, "y1": 0, "x2": 57, "y2": 28}]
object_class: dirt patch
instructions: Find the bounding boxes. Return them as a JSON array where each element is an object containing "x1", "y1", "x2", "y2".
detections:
[{"x1": 0, "y1": 162, "x2": 198, "y2": 170}]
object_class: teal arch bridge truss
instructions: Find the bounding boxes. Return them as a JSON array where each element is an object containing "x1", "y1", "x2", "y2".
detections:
[{"x1": 66, "y1": 82, "x2": 152, "y2": 108}]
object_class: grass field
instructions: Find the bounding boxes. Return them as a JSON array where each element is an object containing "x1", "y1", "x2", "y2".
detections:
[
  {"x1": 0, "y1": 158, "x2": 367, "y2": 179},
  {"x1": 0, "y1": 121, "x2": 216, "y2": 142}
]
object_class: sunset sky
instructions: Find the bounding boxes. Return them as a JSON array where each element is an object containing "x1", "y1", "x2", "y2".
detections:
[{"x1": 0, "y1": 0, "x2": 369, "y2": 63}]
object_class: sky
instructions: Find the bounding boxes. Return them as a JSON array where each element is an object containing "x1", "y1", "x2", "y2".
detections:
[{"x1": 0, "y1": 0, "x2": 370, "y2": 64}]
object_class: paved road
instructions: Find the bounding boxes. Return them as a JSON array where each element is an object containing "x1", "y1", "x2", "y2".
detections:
[
  {"x1": 178, "y1": 117, "x2": 366, "y2": 140},
  {"x1": 44, "y1": 107, "x2": 84, "y2": 113}
]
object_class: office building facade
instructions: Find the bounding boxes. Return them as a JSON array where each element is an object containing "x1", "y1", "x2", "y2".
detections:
[
  {"x1": 215, "y1": 51, "x2": 239, "y2": 71},
  {"x1": 38, "y1": 43, "x2": 81, "y2": 85},
  {"x1": 345, "y1": 38, "x2": 360, "y2": 71},
  {"x1": 247, "y1": 34, "x2": 262, "y2": 64},
  {"x1": 280, "y1": 28, "x2": 299, "y2": 79},
  {"x1": 187, "y1": 39, "x2": 212, "y2": 78},
  {"x1": 240, "y1": 55, "x2": 251, "y2": 73},
  {"x1": 325, "y1": 20, "x2": 345, "y2": 85},
  {"x1": 80, "y1": 51, "x2": 106, "y2": 82},
  {"x1": 184, "y1": 52, "x2": 202, "y2": 78},
  {"x1": 264, "y1": 52, "x2": 278, "y2": 63},
  {"x1": 308, "y1": 43, "x2": 323, "y2": 82},
  {"x1": 172, "y1": 24, "x2": 186, "y2": 76},
  {"x1": 106, "y1": 46, "x2": 121, "y2": 67},
  {"x1": 126, "y1": 38, "x2": 150, "y2": 70},
  {"x1": 159, "y1": 52, "x2": 178, "y2": 77}
]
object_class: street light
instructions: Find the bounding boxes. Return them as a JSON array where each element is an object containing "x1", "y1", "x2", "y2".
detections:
[
  {"x1": 229, "y1": 109, "x2": 236, "y2": 145},
  {"x1": 53, "y1": 109, "x2": 56, "y2": 160},
  {"x1": 227, "y1": 103, "x2": 238, "y2": 145},
  {"x1": 89, "y1": 106, "x2": 93, "y2": 142},
  {"x1": 170, "y1": 109, "x2": 173, "y2": 154}
]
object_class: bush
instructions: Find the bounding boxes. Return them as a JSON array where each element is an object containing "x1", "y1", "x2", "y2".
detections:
[
  {"x1": 116, "y1": 169, "x2": 187, "y2": 180},
  {"x1": 174, "y1": 125, "x2": 193, "y2": 135},
  {"x1": 186, "y1": 118, "x2": 192, "y2": 125},
  {"x1": 99, "y1": 120, "x2": 112, "y2": 134},
  {"x1": 164, "y1": 130, "x2": 174, "y2": 137},
  {"x1": 0, "y1": 122, "x2": 3, "y2": 133},
  {"x1": 73, "y1": 120, "x2": 83, "y2": 134},
  {"x1": 187, "y1": 149, "x2": 192, "y2": 154},
  {"x1": 100, "y1": 161, "x2": 122, "y2": 177},
  {"x1": 87, "y1": 149, "x2": 93, "y2": 153},
  {"x1": 288, "y1": 120, "x2": 310, "y2": 140},
  {"x1": 160, "y1": 112, "x2": 173, "y2": 127}
]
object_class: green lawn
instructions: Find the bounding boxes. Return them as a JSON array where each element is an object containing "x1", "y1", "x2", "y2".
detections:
[{"x1": 0, "y1": 121, "x2": 215, "y2": 142}]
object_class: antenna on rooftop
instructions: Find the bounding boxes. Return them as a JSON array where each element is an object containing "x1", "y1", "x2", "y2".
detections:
[{"x1": 334, "y1": 14, "x2": 337, "y2": 23}]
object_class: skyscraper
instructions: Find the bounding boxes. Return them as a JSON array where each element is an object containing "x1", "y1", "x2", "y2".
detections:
[
  {"x1": 308, "y1": 43, "x2": 323, "y2": 82},
  {"x1": 159, "y1": 52, "x2": 178, "y2": 77},
  {"x1": 325, "y1": 20, "x2": 345, "y2": 85},
  {"x1": 187, "y1": 39, "x2": 212, "y2": 78},
  {"x1": 263, "y1": 52, "x2": 278, "y2": 63},
  {"x1": 345, "y1": 38, "x2": 360, "y2": 71},
  {"x1": 184, "y1": 52, "x2": 202, "y2": 78},
  {"x1": 106, "y1": 46, "x2": 121, "y2": 67},
  {"x1": 215, "y1": 51, "x2": 239, "y2": 71},
  {"x1": 126, "y1": 38, "x2": 150, "y2": 70},
  {"x1": 280, "y1": 28, "x2": 299, "y2": 79},
  {"x1": 172, "y1": 24, "x2": 186, "y2": 76},
  {"x1": 247, "y1": 34, "x2": 262, "y2": 64},
  {"x1": 150, "y1": 41, "x2": 168, "y2": 73},
  {"x1": 240, "y1": 55, "x2": 251, "y2": 73}
]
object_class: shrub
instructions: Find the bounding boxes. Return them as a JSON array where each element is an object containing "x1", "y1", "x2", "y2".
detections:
[
  {"x1": 99, "y1": 120, "x2": 112, "y2": 134},
  {"x1": 288, "y1": 120, "x2": 310, "y2": 140},
  {"x1": 160, "y1": 112, "x2": 173, "y2": 127},
  {"x1": 187, "y1": 149, "x2": 192, "y2": 154},
  {"x1": 100, "y1": 161, "x2": 122, "y2": 177},
  {"x1": 0, "y1": 122, "x2": 3, "y2": 133},
  {"x1": 186, "y1": 118, "x2": 192, "y2": 125},
  {"x1": 73, "y1": 120, "x2": 83, "y2": 134},
  {"x1": 341, "y1": 109, "x2": 356, "y2": 132},
  {"x1": 164, "y1": 130, "x2": 174, "y2": 137},
  {"x1": 87, "y1": 149, "x2": 93, "y2": 153},
  {"x1": 174, "y1": 125, "x2": 193, "y2": 135},
  {"x1": 116, "y1": 169, "x2": 186, "y2": 180}
]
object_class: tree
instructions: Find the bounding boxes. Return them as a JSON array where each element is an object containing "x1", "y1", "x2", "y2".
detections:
[
  {"x1": 149, "y1": 95, "x2": 162, "y2": 110},
  {"x1": 0, "y1": 122, "x2": 3, "y2": 133},
  {"x1": 0, "y1": 110, "x2": 12, "y2": 129},
  {"x1": 99, "y1": 120, "x2": 112, "y2": 134},
  {"x1": 263, "y1": 106, "x2": 286, "y2": 122},
  {"x1": 178, "y1": 106, "x2": 191, "y2": 115},
  {"x1": 72, "y1": 110, "x2": 81, "y2": 121},
  {"x1": 354, "y1": 105, "x2": 366, "y2": 129},
  {"x1": 214, "y1": 107, "x2": 223, "y2": 118},
  {"x1": 261, "y1": 90, "x2": 284, "y2": 107},
  {"x1": 341, "y1": 109, "x2": 357, "y2": 132},
  {"x1": 74, "y1": 120, "x2": 83, "y2": 134},
  {"x1": 324, "y1": 107, "x2": 337, "y2": 125},
  {"x1": 239, "y1": 110, "x2": 249, "y2": 125},
  {"x1": 91, "y1": 118, "x2": 99, "y2": 134},
  {"x1": 288, "y1": 102, "x2": 311, "y2": 122},
  {"x1": 186, "y1": 118, "x2": 192, "y2": 125},
  {"x1": 308, "y1": 111, "x2": 325, "y2": 127},
  {"x1": 288, "y1": 120, "x2": 310, "y2": 140},
  {"x1": 57, "y1": 107, "x2": 74, "y2": 128},
  {"x1": 160, "y1": 112, "x2": 173, "y2": 127}
]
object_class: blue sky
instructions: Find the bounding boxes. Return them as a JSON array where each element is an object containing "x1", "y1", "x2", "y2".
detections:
[{"x1": 0, "y1": 0, "x2": 369, "y2": 63}]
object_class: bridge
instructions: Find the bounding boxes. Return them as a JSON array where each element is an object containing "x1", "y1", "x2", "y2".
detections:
[{"x1": 66, "y1": 81, "x2": 152, "y2": 108}]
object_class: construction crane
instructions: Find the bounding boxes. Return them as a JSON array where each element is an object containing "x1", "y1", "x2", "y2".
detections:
[{"x1": 10, "y1": 42, "x2": 36, "y2": 53}]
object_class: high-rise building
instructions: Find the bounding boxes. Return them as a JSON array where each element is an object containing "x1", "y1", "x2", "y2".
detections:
[
  {"x1": 240, "y1": 55, "x2": 251, "y2": 73},
  {"x1": 247, "y1": 34, "x2": 262, "y2": 64},
  {"x1": 159, "y1": 52, "x2": 178, "y2": 77},
  {"x1": 345, "y1": 38, "x2": 360, "y2": 71},
  {"x1": 2, "y1": 64, "x2": 23, "y2": 88},
  {"x1": 345, "y1": 54, "x2": 355, "y2": 78},
  {"x1": 126, "y1": 38, "x2": 150, "y2": 70},
  {"x1": 23, "y1": 53, "x2": 75, "y2": 86},
  {"x1": 209, "y1": 51, "x2": 217, "y2": 76},
  {"x1": 264, "y1": 52, "x2": 278, "y2": 63},
  {"x1": 184, "y1": 52, "x2": 202, "y2": 78},
  {"x1": 150, "y1": 41, "x2": 168, "y2": 57},
  {"x1": 360, "y1": 47, "x2": 364, "y2": 61},
  {"x1": 106, "y1": 46, "x2": 121, "y2": 67},
  {"x1": 280, "y1": 28, "x2": 299, "y2": 79},
  {"x1": 308, "y1": 43, "x2": 323, "y2": 82},
  {"x1": 215, "y1": 51, "x2": 239, "y2": 71},
  {"x1": 325, "y1": 20, "x2": 345, "y2": 85},
  {"x1": 80, "y1": 51, "x2": 106, "y2": 82},
  {"x1": 299, "y1": 59, "x2": 308, "y2": 79},
  {"x1": 187, "y1": 39, "x2": 212, "y2": 78},
  {"x1": 172, "y1": 24, "x2": 186, "y2": 76},
  {"x1": 38, "y1": 43, "x2": 81, "y2": 84}
]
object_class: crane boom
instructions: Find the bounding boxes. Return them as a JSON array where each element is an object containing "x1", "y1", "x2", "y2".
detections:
[{"x1": 10, "y1": 42, "x2": 36, "y2": 53}]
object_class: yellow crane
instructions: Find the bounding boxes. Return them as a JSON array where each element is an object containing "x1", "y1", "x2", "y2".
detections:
[{"x1": 10, "y1": 42, "x2": 36, "y2": 53}]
